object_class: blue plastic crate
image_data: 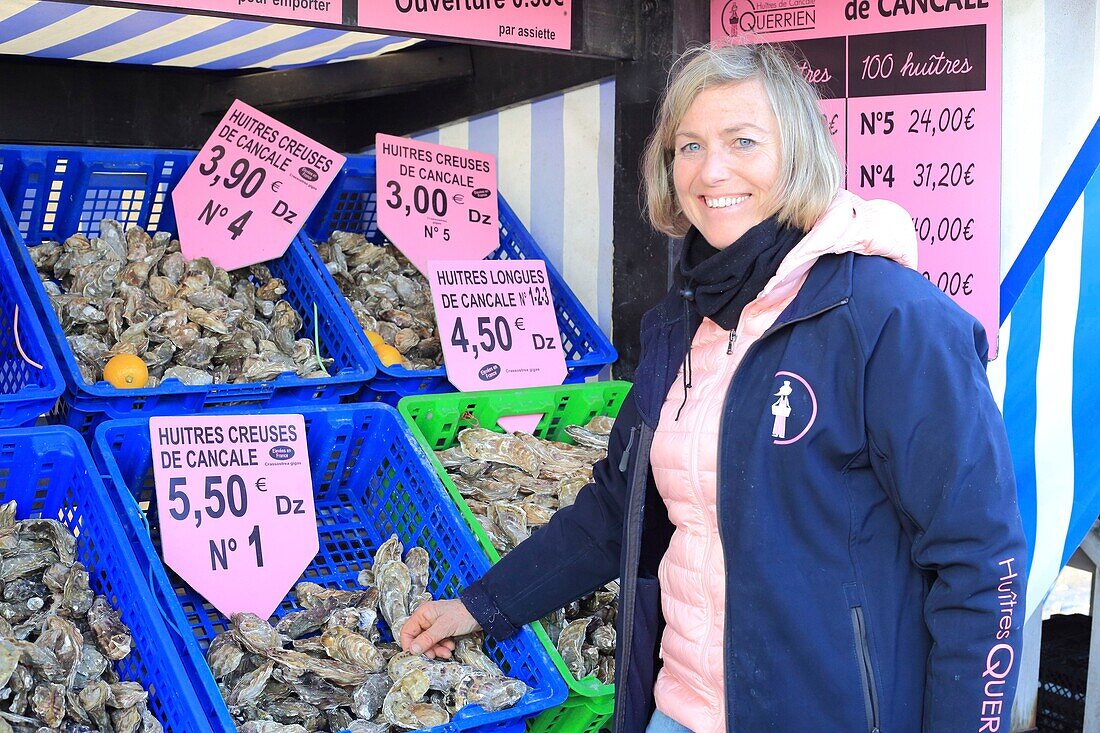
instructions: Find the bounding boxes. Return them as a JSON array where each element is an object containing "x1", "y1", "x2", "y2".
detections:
[
  {"x1": 92, "y1": 402, "x2": 568, "y2": 733},
  {"x1": 0, "y1": 218, "x2": 63, "y2": 426},
  {"x1": 303, "y1": 155, "x2": 617, "y2": 402},
  {"x1": 0, "y1": 145, "x2": 376, "y2": 435},
  {"x1": 0, "y1": 426, "x2": 218, "y2": 732}
]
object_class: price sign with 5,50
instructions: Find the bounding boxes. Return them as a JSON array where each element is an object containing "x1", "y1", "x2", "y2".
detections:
[
  {"x1": 149, "y1": 414, "x2": 318, "y2": 619},
  {"x1": 376, "y1": 134, "x2": 498, "y2": 275},
  {"x1": 172, "y1": 99, "x2": 345, "y2": 272},
  {"x1": 427, "y1": 259, "x2": 566, "y2": 395}
]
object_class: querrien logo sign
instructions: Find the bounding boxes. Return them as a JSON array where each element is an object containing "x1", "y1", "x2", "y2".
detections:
[{"x1": 721, "y1": 0, "x2": 817, "y2": 36}]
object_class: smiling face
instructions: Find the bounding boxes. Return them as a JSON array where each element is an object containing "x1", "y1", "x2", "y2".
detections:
[{"x1": 672, "y1": 79, "x2": 782, "y2": 248}]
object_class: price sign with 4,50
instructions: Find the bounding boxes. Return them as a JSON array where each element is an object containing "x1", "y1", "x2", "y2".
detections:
[
  {"x1": 376, "y1": 134, "x2": 498, "y2": 275},
  {"x1": 427, "y1": 259, "x2": 566, "y2": 395},
  {"x1": 172, "y1": 99, "x2": 345, "y2": 272},
  {"x1": 149, "y1": 414, "x2": 318, "y2": 619}
]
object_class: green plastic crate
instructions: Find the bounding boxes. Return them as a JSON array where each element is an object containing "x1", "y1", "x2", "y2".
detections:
[{"x1": 398, "y1": 381, "x2": 632, "y2": 733}]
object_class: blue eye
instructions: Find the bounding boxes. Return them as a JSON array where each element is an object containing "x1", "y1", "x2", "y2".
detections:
[
  {"x1": 734, "y1": 138, "x2": 756, "y2": 149},
  {"x1": 679, "y1": 142, "x2": 702, "y2": 154}
]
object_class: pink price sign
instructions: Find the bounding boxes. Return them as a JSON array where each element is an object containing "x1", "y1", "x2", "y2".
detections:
[
  {"x1": 172, "y1": 100, "x2": 345, "y2": 271},
  {"x1": 150, "y1": 415, "x2": 318, "y2": 620},
  {"x1": 377, "y1": 134, "x2": 499, "y2": 275},
  {"x1": 713, "y1": 1, "x2": 1001, "y2": 356},
  {"x1": 428, "y1": 259, "x2": 565, "y2": 432},
  {"x1": 360, "y1": 0, "x2": 570, "y2": 50}
]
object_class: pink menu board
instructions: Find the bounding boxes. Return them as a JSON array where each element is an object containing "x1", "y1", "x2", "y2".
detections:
[
  {"x1": 122, "y1": 0, "x2": 342, "y2": 24},
  {"x1": 360, "y1": 0, "x2": 571, "y2": 50},
  {"x1": 115, "y1": 0, "x2": 570, "y2": 50},
  {"x1": 713, "y1": 1, "x2": 1001, "y2": 356}
]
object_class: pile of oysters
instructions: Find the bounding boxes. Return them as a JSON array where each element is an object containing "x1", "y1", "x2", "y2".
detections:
[
  {"x1": 210, "y1": 536, "x2": 528, "y2": 733},
  {"x1": 434, "y1": 418, "x2": 619, "y2": 684},
  {"x1": 311, "y1": 232, "x2": 441, "y2": 371},
  {"x1": 30, "y1": 220, "x2": 329, "y2": 387}
]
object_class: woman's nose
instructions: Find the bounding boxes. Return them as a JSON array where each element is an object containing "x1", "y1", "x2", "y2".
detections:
[{"x1": 699, "y1": 149, "x2": 731, "y2": 186}]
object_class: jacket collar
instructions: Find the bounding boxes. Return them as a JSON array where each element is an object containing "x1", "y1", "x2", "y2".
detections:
[{"x1": 769, "y1": 252, "x2": 853, "y2": 328}]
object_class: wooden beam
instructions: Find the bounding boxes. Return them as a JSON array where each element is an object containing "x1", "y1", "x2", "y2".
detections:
[
  {"x1": 0, "y1": 55, "x2": 227, "y2": 148},
  {"x1": 574, "y1": 0, "x2": 635, "y2": 59},
  {"x1": 202, "y1": 46, "x2": 474, "y2": 114}
]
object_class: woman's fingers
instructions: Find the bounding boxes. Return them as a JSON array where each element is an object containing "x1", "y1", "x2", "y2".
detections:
[{"x1": 399, "y1": 599, "x2": 481, "y2": 655}]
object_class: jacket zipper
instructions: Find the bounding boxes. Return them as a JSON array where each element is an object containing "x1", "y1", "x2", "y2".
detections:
[
  {"x1": 714, "y1": 297, "x2": 849, "y2": 732},
  {"x1": 619, "y1": 427, "x2": 637, "y2": 472},
  {"x1": 612, "y1": 424, "x2": 655, "y2": 733},
  {"x1": 851, "y1": 606, "x2": 882, "y2": 733}
]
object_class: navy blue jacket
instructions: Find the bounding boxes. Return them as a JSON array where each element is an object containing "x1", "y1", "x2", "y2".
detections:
[{"x1": 462, "y1": 252, "x2": 1027, "y2": 732}]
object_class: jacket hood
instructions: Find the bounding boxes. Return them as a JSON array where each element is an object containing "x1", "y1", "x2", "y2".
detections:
[{"x1": 758, "y1": 189, "x2": 917, "y2": 304}]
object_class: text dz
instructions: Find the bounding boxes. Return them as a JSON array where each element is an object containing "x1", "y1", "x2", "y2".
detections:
[
  {"x1": 271, "y1": 200, "x2": 297, "y2": 224},
  {"x1": 468, "y1": 210, "x2": 492, "y2": 225},
  {"x1": 532, "y1": 334, "x2": 557, "y2": 351},
  {"x1": 276, "y1": 495, "x2": 306, "y2": 515}
]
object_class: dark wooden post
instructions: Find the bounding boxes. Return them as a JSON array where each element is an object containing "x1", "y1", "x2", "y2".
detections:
[{"x1": 611, "y1": 0, "x2": 708, "y2": 380}]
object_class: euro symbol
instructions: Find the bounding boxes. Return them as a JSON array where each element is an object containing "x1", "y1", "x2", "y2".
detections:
[
  {"x1": 256, "y1": 478, "x2": 267, "y2": 492},
  {"x1": 514, "y1": 318, "x2": 525, "y2": 331},
  {"x1": 271, "y1": 181, "x2": 282, "y2": 193},
  {"x1": 454, "y1": 194, "x2": 465, "y2": 205}
]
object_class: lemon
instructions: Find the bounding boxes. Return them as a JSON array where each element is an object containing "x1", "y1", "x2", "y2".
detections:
[
  {"x1": 364, "y1": 330, "x2": 386, "y2": 349},
  {"x1": 102, "y1": 354, "x2": 149, "y2": 389},
  {"x1": 373, "y1": 342, "x2": 404, "y2": 367}
]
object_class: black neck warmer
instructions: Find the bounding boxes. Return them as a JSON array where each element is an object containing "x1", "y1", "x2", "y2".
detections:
[
  {"x1": 678, "y1": 216, "x2": 805, "y2": 330},
  {"x1": 673, "y1": 216, "x2": 805, "y2": 419}
]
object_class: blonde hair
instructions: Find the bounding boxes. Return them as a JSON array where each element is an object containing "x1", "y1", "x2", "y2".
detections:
[{"x1": 642, "y1": 42, "x2": 842, "y2": 237}]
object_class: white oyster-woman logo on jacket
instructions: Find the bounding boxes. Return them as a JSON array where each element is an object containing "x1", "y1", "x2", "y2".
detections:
[{"x1": 770, "y1": 371, "x2": 817, "y2": 445}]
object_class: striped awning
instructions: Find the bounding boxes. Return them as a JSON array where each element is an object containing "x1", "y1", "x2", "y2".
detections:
[{"x1": 0, "y1": 0, "x2": 422, "y2": 69}]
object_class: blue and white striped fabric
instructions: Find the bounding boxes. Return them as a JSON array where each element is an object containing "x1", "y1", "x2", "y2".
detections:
[
  {"x1": 993, "y1": 120, "x2": 1100, "y2": 621},
  {"x1": 0, "y1": 0, "x2": 420, "y2": 69},
  {"x1": 984, "y1": 1, "x2": 1100, "y2": 621}
]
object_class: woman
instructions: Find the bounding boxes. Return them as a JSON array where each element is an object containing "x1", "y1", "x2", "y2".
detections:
[{"x1": 402, "y1": 42, "x2": 1026, "y2": 733}]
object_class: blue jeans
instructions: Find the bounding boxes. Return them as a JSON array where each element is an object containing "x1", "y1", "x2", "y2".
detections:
[{"x1": 646, "y1": 709, "x2": 694, "y2": 733}]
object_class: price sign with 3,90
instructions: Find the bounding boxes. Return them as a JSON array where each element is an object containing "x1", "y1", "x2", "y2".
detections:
[
  {"x1": 428, "y1": 259, "x2": 566, "y2": 396},
  {"x1": 149, "y1": 414, "x2": 318, "y2": 619},
  {"x1": 376, "y1": 134, "x2": 499, "y2": 275},
  {"x1": 172, "y1": 100, "x2": 345, "y2": 272}
]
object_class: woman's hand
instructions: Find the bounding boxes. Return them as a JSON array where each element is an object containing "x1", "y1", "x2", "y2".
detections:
[{"x1": 399, "y1": 599, "x2": 482, "y2": 659}]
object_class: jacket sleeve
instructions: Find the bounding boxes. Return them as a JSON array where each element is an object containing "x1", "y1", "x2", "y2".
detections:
[
  {"x1": 862, "y1": 291, "x2": 1027, "y2": 733},
  {"x1": 460, "y1": 391, "x2": 640, "y2": 640}
]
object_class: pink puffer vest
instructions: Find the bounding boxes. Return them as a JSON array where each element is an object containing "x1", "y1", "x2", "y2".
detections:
[{"x1": 649, "y1": 191, "x2": 918, "y2": 733}]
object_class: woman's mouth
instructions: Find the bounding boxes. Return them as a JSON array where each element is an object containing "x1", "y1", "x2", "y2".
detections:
[{"x1": 703, "y1": 194, "x2": 750, "y2": 209}]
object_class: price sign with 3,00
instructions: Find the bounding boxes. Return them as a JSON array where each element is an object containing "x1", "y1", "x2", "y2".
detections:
[
  {"x1": 172, "y1": 99, "x2": 345, "y2": 272},
  {"x1": 376, "y1": 134, "x2": 499, "y2": 275},
  {"x1": 149, "y1": 414, "x2": 318, "y2": 619}
]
